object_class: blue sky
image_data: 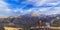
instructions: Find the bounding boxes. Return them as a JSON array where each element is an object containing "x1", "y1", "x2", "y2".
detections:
[{"x1": 0, "y1": 0, "x2": 60, "y2": 16}]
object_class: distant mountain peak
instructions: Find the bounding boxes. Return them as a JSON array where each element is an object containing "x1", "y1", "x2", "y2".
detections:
[{"x1": 31, "y1": 13, "x2": 40, "y2": 17}]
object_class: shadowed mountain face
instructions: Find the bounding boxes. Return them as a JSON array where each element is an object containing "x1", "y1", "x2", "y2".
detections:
[
  {"x1": 13, "y1": 15, "x2": 39, "y2": 26},
  {"x1": 0, "y1": 14, "x2": 60, "y2": 27},
  {"x1": 0, "y1": 15, "x2": 39, "y2": 26}
]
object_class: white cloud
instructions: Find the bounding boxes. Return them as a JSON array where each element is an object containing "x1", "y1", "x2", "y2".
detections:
[
  {"x1": 0, "y1": 0, "x2": 18, "y2": 16},
  {"x1": 27, "y1": 0, "x2": 60, "y2": 6},
  {"x1": 27, "y1": 0, "x2": 48, "y2": 6},
  {"x1": 0, "y1": 0, "x2": 11, "y2": 12},
  {"x1": 38, "y1": 7, "x2": 60, "y2": 15},
  {"x1": 46, "y1": 2, "x2": 59, "y2": 6},
  {"x1": 1, "y1": 0, "x2": 60, "y2": 16},
  {"x1": 34, "y1": 0, "x2": 47, "y2": 6},
  {"x1": 21, "y1": 0, "x2": 60, "y2": 15},
  {"x1": 23, "y1": 7, "x2": 60, "y2": 15},
  {"x1": 13, "y1": 0, "x2": 60, "y2": 15}
]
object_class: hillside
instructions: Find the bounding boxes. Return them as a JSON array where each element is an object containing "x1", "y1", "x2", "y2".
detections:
[{"x1": 0, "y1": 14, "x2": 60, "y2": 30}]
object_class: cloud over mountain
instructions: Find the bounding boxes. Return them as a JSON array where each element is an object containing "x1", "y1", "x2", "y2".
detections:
[{"x1": 0, "y1": 0, "x2": 60, "y2": 16}]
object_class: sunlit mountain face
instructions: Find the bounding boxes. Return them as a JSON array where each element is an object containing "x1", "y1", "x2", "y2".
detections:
[{"x1": 0, "y1": 0, "x2": 60, "y2": 16}]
